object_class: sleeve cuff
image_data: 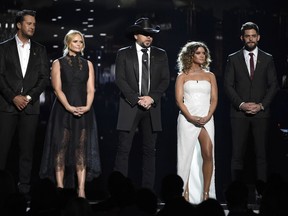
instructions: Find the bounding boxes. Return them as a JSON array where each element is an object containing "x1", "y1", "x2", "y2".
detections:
[
  {"x1": 259, "y1": 103, "x2": 264, "y2": 110},
  {"x1": 239, "y1": 102, "x2": 245, "y2": 110}
]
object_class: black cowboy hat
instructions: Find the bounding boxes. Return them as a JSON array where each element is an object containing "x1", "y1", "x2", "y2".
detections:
[{"x1": 126, "y1": 17, "x2": 160, "y2": 40}]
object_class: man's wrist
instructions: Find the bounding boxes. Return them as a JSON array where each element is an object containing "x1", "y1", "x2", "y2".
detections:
[
  {"x1": 259, "y1": 103, "x2": 264, "y2": 110},
  {"x1": 239, "y1": 102, "x2": 245, "y2": 110}
]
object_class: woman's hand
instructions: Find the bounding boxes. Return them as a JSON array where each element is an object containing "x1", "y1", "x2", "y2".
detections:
[
  {"x1": 66, "y1": 105, "x2": 90, "y2": 117},
  {"x1": 191, "y1": 115, "x2": 210, "y2": 127},
  {"x1": 66, "y1": 105, "x2": 80, "y2": 116},
  {"x1": 75, "y1": 106, "x2": 90, "y2": 116}
]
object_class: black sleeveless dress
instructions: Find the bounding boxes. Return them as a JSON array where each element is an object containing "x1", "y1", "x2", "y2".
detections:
[{"x1": 39, "y1": 55, "x2": 101, "y2": 187}]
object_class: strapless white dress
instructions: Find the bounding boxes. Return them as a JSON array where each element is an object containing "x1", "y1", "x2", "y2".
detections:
[{"x1": 177, "y1": 80, "x2": 216, "y2": 204}]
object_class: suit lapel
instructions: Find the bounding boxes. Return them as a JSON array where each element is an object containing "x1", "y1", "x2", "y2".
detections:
[
  {"x1": 129, "y1": 45, "x2": 139, "y2": 83},
  {"x1": 254, "y1": 49, "x2": 263, "y2": 75},
  {"x1": 238, "y1": 49, "x2": 251, "y2": 80},
  {"x1": 10, "y1": 38, "x2": 23, "y2": 78},
  {"x1": 150, "y1": 47, "x2": 155, "y2": 75},
  {"x1": 149, "y1": 47, "x2": 156, "y2": 86},
  {"x1": 25, "y1": 41, "x2": 37, "y2": 77}
]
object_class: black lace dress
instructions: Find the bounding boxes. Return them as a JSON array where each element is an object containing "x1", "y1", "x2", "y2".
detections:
[{"x1": 39, "y1": 55, "x2": 101, "y2": 187}]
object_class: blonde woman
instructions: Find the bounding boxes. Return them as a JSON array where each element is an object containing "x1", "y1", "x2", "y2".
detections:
[
  {"x1": 40, "y1": 30, "x2": 101, "y2": 197},
  {"x1": 175, "y1": 41, "x2": 218, "y2": 204}
]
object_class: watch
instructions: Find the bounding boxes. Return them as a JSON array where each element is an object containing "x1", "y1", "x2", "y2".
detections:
[{"x1": 26, "y1": 95, "x2": 32, "y2": 101}]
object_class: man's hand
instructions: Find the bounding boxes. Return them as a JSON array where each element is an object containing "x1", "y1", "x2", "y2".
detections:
[
  {"x1": 240, "y1": 102, "x2": 261, "y2": 114},
  {"x1": 138, "y1": 96, "x2": 154, "y2": 110},
  {"x1": 13, "y1": 95, "x2": 29, "y2": 110}
]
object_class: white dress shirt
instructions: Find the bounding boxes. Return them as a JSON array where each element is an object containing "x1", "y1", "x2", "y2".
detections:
[
  {"x1": 136, "y1": 43, "x2": 150, "y2": 95},
  {"x1": 15, "y1": 34, "x2": 31, "y2": 78},
  {"x1": 243, "y1": 47, "x2": 258, "y2": 77}
]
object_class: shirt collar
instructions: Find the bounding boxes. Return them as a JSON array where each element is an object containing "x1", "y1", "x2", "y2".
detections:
[
  {"x1": 243, "y1": 47, "x2": 258, "y2": 57},
  {"x1": 136, "y1": 42, "x2": 150, "y2": 52},
  {"x1": 15, "y1": 34, "x2": 31, "y2": 47}
]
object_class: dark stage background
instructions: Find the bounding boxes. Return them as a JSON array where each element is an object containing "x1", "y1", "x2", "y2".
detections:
[{"x1": 1, "y1": 0, "x2": 288, "y2": 203}]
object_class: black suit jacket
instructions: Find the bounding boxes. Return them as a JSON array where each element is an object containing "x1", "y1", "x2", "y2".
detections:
[
  {"x1": 0, "y1": 37, "x2": 50, "y2": 114},
  {"x1": 115, "y1": 44, "x2": 170, "y2": 131},
  {"x1": 224, "y1": 48, "x2": 279, "y2": 118}
]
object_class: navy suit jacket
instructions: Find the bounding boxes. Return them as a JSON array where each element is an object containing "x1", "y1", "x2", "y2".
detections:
[
  {"x1": 115, "y1": 44, "x2": 170, "y2": 131},
  {"x1": 0, "y1": 37, "x2": 50, "y2": 114},
  {"x1": 224, "y1": 48, "x2": 279, "y2": 118}
]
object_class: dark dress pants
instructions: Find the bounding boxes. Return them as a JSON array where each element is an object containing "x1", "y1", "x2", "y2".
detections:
[
  {"x1": 231, "y1": 117, "x2": 269, "y2": 182},
  {"x1": 114, "y1": 107, "x2": 157, "y2": 190},
  {"x1": 0, "y1": 111, "x2": 39, "y2": 192}
]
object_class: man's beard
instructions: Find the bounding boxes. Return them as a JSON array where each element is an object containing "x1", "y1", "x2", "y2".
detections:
[
  {"x1": 244, "y1": 42, "x2": 257, "y2": 51},
  {"x1": 22, "y1": 32, "x2": 33, "y2": 40},
  {"x1": 140, "y1": 42, "x2": 151, "y2": 48}
]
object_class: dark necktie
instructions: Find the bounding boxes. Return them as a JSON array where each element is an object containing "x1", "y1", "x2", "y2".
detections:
[
  {"x1": 141, "y1": 48, "x2": 149, "y2": 95},
  {"x1": 249, "y1": 52, "x2": 254, "y2": 80}
]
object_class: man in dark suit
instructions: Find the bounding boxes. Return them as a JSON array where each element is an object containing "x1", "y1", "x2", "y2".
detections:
[
  {"x1": 114, "y1": 17, "x2": 170, "y2": 189},
  {"x1": 224, "y1": 22, "x2": 279, "y2": 182},
  {"x1": 0, "y1": 10, "x2": 50, "y2": 195}
]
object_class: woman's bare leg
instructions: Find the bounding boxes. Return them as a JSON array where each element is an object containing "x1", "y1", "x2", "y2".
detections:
[
  {"x1": 77, "y1": 167, "x2": 86, "y2": 198},
  {"x1": 55, "y1": 168, "x2": 64, "y2": 188},
  {"x1": 77, "y1": 129, "x2": 87, "y2": 198},
  {"x1": 55, "y1": 129, "x2": 69, "y2": 189},
  {"x1": 199, "y1": 128, "x2": 213, "y2": 200},
  {"x1": 184, "y1": 182, "x2": 189, "y2": 201}
]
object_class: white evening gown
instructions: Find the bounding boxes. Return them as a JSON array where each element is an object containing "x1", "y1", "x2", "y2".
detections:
[{"x1": 177, "y1": 80, "x2": 216, "y2": 204}]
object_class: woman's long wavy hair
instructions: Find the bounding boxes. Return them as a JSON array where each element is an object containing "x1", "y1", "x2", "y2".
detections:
[{"x1": 177, "y1": 41, "x2": 212, "y2": 74}]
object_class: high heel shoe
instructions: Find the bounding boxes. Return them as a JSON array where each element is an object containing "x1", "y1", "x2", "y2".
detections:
[{"x1": 202, "y1": 191, "x2": 209, "y2": 201}]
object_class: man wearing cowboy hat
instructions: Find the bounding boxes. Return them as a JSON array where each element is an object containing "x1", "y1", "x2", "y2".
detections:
[{"x1": 114, "y1": 17, "x2": 170, "y2": 190}]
